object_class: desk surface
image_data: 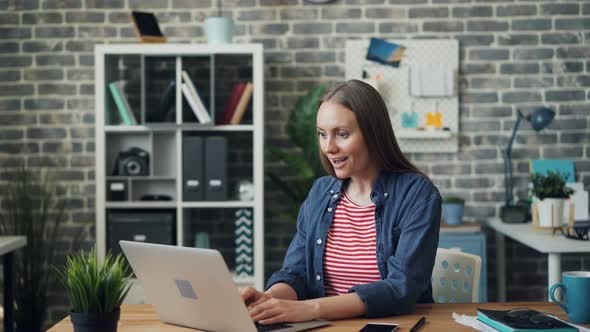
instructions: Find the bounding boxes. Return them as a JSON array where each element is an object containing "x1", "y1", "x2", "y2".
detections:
[
  {"x1": 0, "y1": 236, "x2": 26, "y2": 256},
  {"x1": 48, "y1": 302, "x2": 588, "y2": 332},
  {"x1": 486, "y1": 218, "x2": 590, "y2": 253}
]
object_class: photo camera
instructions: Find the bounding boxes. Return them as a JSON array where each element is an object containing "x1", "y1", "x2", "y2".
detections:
[{"x1": 113, "y1": 147, "x2": 150, "y2": 176}]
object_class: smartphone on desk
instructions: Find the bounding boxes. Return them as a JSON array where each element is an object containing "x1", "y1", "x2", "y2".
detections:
[{"x1": 358, "y1": 323, "x2": 399, "y2": 332}]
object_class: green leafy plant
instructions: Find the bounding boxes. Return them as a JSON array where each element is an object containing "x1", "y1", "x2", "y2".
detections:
[
  {"x1": 443, "y1": 196, "x2": 465, "y2": 204},
  {"x1": 267, "y1": 85, "x2": 327, "y2": 223},
  {"x1": 56, "y1": 249, "x2": 133, "y2": 314},
  {"x1": 531, "y1": 170, "x2": 574, "y2": 200},
  {"x1": 0, "y1": 167, "x2": 67, "y2": 332}
]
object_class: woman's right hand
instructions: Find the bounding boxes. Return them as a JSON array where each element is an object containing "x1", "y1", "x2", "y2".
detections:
[{"x1": 239, "y1": 286, "x2": 272, "y2": 308}]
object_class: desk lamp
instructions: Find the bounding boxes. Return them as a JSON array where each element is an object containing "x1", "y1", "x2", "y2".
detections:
[{"x1": 501, "y1": 107, "x2": 555, "y2": 223}]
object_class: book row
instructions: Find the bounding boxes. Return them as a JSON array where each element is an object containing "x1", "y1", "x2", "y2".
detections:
[{"x1": 107, "y1": 71, "x2": 253, "y2": 126}]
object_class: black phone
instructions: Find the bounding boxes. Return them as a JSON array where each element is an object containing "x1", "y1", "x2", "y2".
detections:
[{"x1": 358, "y1": 323, "x2": 399, "y2": 332}]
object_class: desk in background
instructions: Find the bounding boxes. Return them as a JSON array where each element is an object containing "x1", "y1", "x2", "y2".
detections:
[
  {"x1": 47, "y1": 302, "x2": 588, "y2": 332},
  {"x1": 0, "y1": 236, "x2": 27, "y2": 332},
  {"x1": 486, "y1": 218, "x2": 590, "y2": 301},
  {"x1": 439, "y1": 223, "x2": 487, "y2": 302}
]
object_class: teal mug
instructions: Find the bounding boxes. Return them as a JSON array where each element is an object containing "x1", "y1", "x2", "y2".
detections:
[
  {"x1": 549, "y1": 271, "x2": 590, "y2": 324},
  {"x1": 205, "y1": 16, "x2": 233, "y2": 44}
]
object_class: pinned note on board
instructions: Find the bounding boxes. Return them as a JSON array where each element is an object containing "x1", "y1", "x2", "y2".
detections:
[
  {"x1": 402, "y1": 112, "x2": 418, "y2": 128},
  {"x1": 365, "y1": 38, "x2": 406, "y2": 67},
  {"x1": 425, "y1": 111, "x2": 443, "y2": 129}
]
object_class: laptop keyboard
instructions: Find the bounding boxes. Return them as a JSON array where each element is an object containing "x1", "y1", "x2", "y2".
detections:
[{"x1": 255, "y1": 322, "x2": 292, "y2": 332}]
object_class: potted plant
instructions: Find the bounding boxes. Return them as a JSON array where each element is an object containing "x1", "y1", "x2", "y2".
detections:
[
  {"x1": 442, "y1": 196, "x2": 465, "y2": 225},
  {"x1": 267, "y1": 85, "x2": 327, "y2": 224},
  {"x1": 0, "y1": 167, "x2": 69, "y2": 331},
  {"x1": 531, "y1": 170, "x2": 574, "y2": 227},
  {"x1": 205, "y1": 0, "x2": 233, "y2": 44},
  {"x1": 55, "y1": 249, "x2": 133, "y2": 332}
]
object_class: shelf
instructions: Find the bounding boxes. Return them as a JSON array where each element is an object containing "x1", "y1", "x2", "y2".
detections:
[
  {"x1": 97, "y1": 44, "x2": 265, "y2": 297},
  {"x1": 396, "y1": 129, "x2": 452, "y2": 139},
  {"x1": 107, "y1": 176, "x2": 176, "y2": 181},
  {"x1": 181, "y1": 124, "x2": 254, "y2": 132},
  {"x1": 106, "y1": 201, "x2": 177, "y2": 208},
  {"x1": 106, "y1": 201, "x2": 258, "y2": 209},
  {"x1": 96, "y1": 43, "x2": 263, "y2": 56},
  {"x1": 182, "y1": 201, "x2": 255, "y2": 208},
  {"x1": 105, "y1": 125, "x2": 176, "y2": 132},
  {"x1": 105, "y1": 124, "x2": 254, "y2": 132}
]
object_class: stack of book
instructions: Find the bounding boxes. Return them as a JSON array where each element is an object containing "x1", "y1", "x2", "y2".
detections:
[
  {"x1": 221, "y1": 81, "x2": 254, "y2": 125},
  {"x1": 108, "y1": 81, "x2": 137, "y2": 125},
  {"x1": 182, "y1": 70, "x2": 212, "y2": 124}
]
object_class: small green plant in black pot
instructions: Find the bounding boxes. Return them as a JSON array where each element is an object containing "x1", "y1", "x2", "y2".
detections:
[
  {"x1": 55, "y1": 249, "x2": 132, "y2": 332},
  {"x1": 442, "y1": 196, "x2": 466, "y2": 225}
]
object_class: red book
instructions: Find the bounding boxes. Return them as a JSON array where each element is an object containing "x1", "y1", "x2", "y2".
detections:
[{"x1": 222, "y1": 82, "x2": 246, "y2": 124}]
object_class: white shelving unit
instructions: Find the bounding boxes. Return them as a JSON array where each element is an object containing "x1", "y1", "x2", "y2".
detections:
[{"x1": 94, "y1": 44, "x2": 264, "y2": 302}]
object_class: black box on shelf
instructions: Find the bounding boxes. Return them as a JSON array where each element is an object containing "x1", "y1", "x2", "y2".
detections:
[
  {"x1": 107, "y1": 180, "x2": 128, "y2": 201},
  {"x1": 183, "y1": 136, "x2": 204, "y2": 201},
  {"x1": 107, "y1": 210, "x2": 175, "y2": 263},
  {"x1": 204, "y1": 136, "x2": 227, "y2": 201}
]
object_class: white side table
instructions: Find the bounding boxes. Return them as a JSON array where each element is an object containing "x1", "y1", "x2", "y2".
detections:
[{"x1": 486, "y1": 218, "x2": 590, "y2": 301}]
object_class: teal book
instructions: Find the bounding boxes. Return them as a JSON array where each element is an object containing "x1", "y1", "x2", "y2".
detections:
[
  {"x1": 104, "y1": 91, "x2": 111, "y2": 125},
  {"x1": 529, "y1": 160, "x2": 575, "y2": 183},
  {"x1": 477, "y1": 309, "x2": 576, "y2": 332},
  {"x1": 108, "y1": 81, "x2": 137, "y2": 125}
]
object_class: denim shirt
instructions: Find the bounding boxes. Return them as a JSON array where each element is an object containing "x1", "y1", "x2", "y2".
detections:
[{"x1": 266, "y1": 170, "x2": 442, "y2": 318}]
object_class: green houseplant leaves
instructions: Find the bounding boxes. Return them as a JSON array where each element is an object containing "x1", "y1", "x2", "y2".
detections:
[
  {"x1": 443, "y1": 196, "x2": 465, "y2": 205},
  {"x1": 267, "y1": 85, "x2": 327, "y2": 224},
  {"x1": 0, "y1": 167, "x2": 67, "y2": 332},
  {"x1": 56, "y1": 249, "x2": 133, "y2": 314},
  {"x1": 531, "y1": 170, "x2": 574, "y2": 200}
]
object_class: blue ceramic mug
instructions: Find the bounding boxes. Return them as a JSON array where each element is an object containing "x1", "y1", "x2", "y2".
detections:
[{"x1": 549, "y1": 271, "x2": 590, "y2": 324}]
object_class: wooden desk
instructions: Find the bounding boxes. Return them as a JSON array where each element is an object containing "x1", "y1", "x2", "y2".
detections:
[
  {"x1": 0, "y1": 236, "x2": 26, "y2": 332},
  {"x1": 48, "y1": 302, "x2": 589, "y2": 331},
  {"x1": 486, "y1": 218, "x2": 590, "y2": 301}
]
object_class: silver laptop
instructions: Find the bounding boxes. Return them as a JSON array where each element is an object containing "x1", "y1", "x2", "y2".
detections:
[{"x1": 120, "y1": 241, "x2": 329, "y2": 332}]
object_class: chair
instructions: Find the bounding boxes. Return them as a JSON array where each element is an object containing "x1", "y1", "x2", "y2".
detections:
[{"x1": 432, "y1": 248, "x2": 482, "y2": 303}]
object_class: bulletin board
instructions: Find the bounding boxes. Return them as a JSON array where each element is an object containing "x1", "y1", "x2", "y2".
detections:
[{"x1": 345, "y1": 39, "x2": 459, "y2": 153}]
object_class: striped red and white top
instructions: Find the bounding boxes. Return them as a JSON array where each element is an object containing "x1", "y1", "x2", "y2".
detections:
[{"x1": 323, "y1": 191, "x2": 381, "y2": 296}]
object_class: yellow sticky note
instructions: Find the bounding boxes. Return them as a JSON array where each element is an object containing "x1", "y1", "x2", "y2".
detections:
[{"x1": 425, "y1": 111, "x2": 443, "y2": 128}]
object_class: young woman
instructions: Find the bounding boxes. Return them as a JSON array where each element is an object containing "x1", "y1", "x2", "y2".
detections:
[{"x1": 241, "y1": 79, "x2": 441, "y2": 324}]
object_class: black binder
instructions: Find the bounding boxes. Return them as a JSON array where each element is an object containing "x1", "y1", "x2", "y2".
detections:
[
  {"x1": 183, "y1": 136, "x2": 204, "y2": 201},
  {"x1": 204, "y1": 136, "x2": 227, "y2": 201}
]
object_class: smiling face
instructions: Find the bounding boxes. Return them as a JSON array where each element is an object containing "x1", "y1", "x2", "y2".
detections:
[{"x1": 316, "y1": 101, "x2": 378, "y2": 181}]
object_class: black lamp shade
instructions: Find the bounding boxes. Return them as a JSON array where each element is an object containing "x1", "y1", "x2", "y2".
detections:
[{"x1": 529, "y1": 107, "x2": 555, "y2": 131}]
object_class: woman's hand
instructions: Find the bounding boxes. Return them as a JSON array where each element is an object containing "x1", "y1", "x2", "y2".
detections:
[
  {"x1": 240, "y1": 286, "x2": 272, "y2": 307},
  {"x1": 249, "y1": 298, "x2": 319, "y2": 324}
]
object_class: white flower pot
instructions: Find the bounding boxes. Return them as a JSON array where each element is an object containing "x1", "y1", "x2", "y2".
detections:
[{"x1": 536, "y1": 198, "x2": 565, "y2": 227}]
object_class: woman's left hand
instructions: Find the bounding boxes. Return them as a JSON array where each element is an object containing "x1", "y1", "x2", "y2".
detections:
[{"x1": 248, "y1": 298, "x2": 319, "y2": 324}]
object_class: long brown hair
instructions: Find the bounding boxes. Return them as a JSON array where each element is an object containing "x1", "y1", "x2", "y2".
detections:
[{"x1": 318, "y1": 79, "x2": 422, "y2": 177}]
